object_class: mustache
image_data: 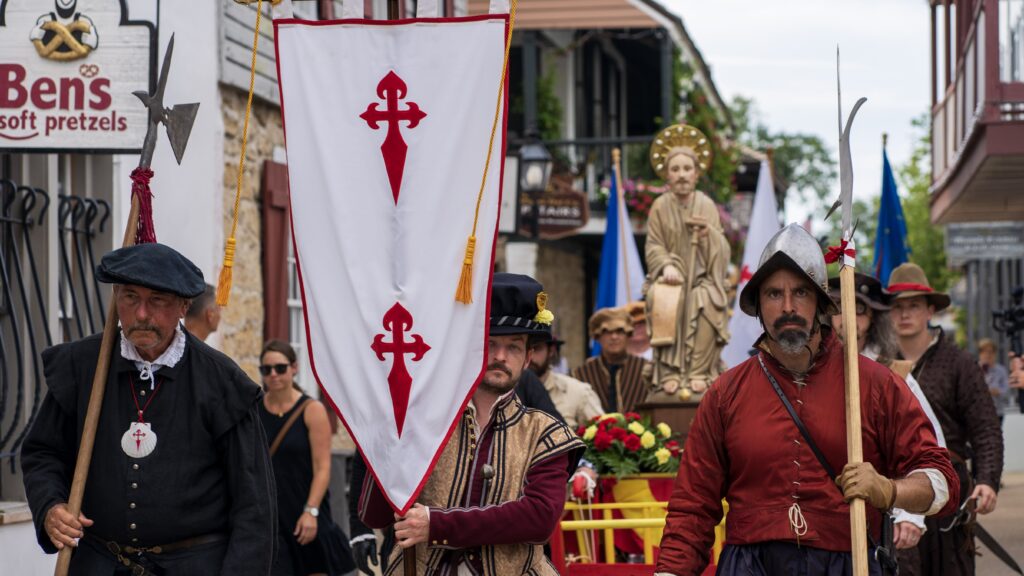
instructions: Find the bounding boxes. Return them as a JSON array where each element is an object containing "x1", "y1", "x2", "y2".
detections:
[
  {"x1": 773, "y1": 314, "x2": 808, "y2": 330},
  {"x1": 127, "y1": 324, "x2": 162, "y2": 334},
  {"x1": 486, "y1": 363, "x2": 513, "y2": 377}
]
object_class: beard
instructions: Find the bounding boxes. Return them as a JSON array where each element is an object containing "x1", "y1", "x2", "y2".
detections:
[
  {"x1": 480, "y1": 362, "x2": 519, "y2": 394},
  {"x1": 528, "y1": 356, "x2": 550, "y2": 376},
  {"x1": 772, "y1": 314, "x2": 811, "y2": 355}
]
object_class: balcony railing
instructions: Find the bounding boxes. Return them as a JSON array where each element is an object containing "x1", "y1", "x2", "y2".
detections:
[
  {"x1": 932, "y1": 0, "x2": 1024, "y2": 186},
  {"x1": 510, "y1": 136, "x2": 654, "y2": 208}
]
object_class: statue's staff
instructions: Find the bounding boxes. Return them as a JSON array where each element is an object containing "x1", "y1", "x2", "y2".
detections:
[
  {"x1": 826, "y1": 49, "x2": 869, "y2": 576},
  {"x1": 54, "y1": 35, "x2": 198, "y2": 576}
]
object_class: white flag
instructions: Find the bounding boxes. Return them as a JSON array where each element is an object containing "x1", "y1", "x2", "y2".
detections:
[
  {"x1": 722, "y1": 160, "x2": 780, "y2": 368},
  {"x1": 275, "y1": 15, "x2": 507, "y2": 513}
]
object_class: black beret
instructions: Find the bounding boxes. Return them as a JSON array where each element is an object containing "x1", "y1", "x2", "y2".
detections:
[
  {"x1": 489, "y1": 273, "x2": 552, "y2": 338},
  {"x1": 96, "y1": 243, "x2": 205, "y2": 299}
]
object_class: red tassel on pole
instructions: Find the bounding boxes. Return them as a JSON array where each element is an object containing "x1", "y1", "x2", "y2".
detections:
[{"x1": 130, "y1": 167, "x2": 157, "y2": 244}]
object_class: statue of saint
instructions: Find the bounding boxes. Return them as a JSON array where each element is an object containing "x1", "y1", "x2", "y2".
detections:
[{"x1": 644, "y1": 124, "x2": 731, "y2": 401}]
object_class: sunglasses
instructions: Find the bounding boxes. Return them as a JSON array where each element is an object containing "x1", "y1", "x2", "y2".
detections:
[{"x1": 259, "y1": 363, "x2": 290, "y2": 376}]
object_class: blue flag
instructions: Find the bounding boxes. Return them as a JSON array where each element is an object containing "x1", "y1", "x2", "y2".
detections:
[
  {"x1": 872, "y1": 149, "x2": 910, "y2": 284},
  {"x1": 593, "y1": 163, "x2": 645, "y2": 354}
]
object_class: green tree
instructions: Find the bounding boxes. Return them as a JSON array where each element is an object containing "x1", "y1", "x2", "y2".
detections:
[
  {"x1": 730, "y1": 96, "x2": 837, "y2": 203},
  {"x1": 897, "y1": 116, "x2": 958, "y2": 293}
]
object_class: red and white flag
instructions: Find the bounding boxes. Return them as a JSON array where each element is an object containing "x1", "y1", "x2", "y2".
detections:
[
  {"x1": 722, "y1": 160, "x2": 780, "y2": 368},
  {"x1": 274, "y1": 12, "x2": 508, "y2": 513}
]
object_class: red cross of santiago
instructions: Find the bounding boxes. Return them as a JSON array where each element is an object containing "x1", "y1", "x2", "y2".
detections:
[
  {"x1": 360, "y1": 71, "x2": 427, "y2": 204},
  {"x1": 371, "y1": 303, "x2": 431, "y2": 437},
  {"x1": 133, "y1": 428, "x2": 147, "y2": 450}
]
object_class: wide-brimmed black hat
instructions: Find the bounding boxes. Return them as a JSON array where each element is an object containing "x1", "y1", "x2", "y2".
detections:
[
  {"x1": 490, "y1": 273, "x2": 553, "y2": 338},
  {"x1": 96, "y1": 243, "x2": 205, "y2": 299},
  {"x1": 828, "y1": 272, "x2": 890, "y2": 311}
]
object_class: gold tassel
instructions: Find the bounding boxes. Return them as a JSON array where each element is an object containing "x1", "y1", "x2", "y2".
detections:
[
  {"x1": 455, "y1": 236, "x2": 476, "y2": 304},
  {"x1": 216, "y1": 237, "x2": 236, "y2": 306}
]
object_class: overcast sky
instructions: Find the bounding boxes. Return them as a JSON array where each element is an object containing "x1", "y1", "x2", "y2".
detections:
[{"x1": 664, "y1": 0, "x2": 932, "y2": 227}]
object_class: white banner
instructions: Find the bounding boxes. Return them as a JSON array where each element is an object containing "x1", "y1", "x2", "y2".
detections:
[
  {"x1": 722, "y1": 160, "x2": 780, "y2": 368},
  {"x1": 275, "y1": 15, "x2": 507, "y2": 513}
]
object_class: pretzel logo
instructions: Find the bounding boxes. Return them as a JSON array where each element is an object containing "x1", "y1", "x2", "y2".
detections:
[
  {"x1": 32, "y1": 20, "x2": 95, "y2": 62},
  {"x1": 79, "y1": 64, "x2": 99, "y2": 78}
]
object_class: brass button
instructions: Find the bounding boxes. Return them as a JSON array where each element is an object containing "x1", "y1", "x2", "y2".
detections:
[
  {"x1": 431, "y1": 540, "x2": 438, "y2": 545},
  {"x1": 129, "y1": 503, "x2": 136, "y2": 509},
  {"x1": 129, "y1": 523, "x2": 137, "y2": 530},
  {"x1": 130, "y1": 482, "x2": 138, "y2": 489},
  {"x1": 469, "y1": 554, "x2": 475, "y2": 560},
  {"x1": 443, "y1": 539, "x2": 448, "y2": 545},
  {"x1": 132, "y1": 538, "x2": 138, "y2": 543},
  {"x1": 140, "y1": 390, "x2": 147, "y2": 396},
  {"x1": 132, "y1": 464, "x2": 139, "y2": 470}
]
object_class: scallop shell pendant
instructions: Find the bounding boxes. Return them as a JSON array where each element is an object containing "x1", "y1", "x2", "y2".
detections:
[{"x1": 121, "y1": 422, "x2": 157, "y2": 458}]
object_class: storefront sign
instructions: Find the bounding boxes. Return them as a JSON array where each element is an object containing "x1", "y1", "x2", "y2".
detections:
[
  {"x1": 518, "y1": 179, "x2": 590, "y2": 239},
  {"x1": 946, "y1": 221, "x2": 1024, "y2": 265},
  {"x1": 0, "y1": 0, "x2": 156, "y2": 152}
]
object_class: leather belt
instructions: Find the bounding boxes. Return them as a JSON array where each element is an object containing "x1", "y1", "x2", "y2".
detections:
[{"x1": 85, "y1": 532, "x2": 226, "y2": 576}]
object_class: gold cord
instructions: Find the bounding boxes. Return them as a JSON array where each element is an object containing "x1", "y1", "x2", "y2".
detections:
[
  {"x1": 217, "y1": 0, "x2": 264, "y2": 306},
  {"x1": 455, "y1": 0, "x2": 519, "y2": 304}
]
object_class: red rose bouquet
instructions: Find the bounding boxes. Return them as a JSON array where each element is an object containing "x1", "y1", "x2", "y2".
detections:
[{"x1": 575, "y1": 412, "x2": 682, "y2": 478}]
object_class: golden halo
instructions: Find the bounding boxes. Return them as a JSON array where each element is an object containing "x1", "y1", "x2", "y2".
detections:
[{"x1": 649, "y1": 124, "x2": 713, "y2": 180}]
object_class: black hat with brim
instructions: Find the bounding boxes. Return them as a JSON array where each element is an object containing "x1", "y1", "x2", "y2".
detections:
[
  {"x1": 96, "y1": 243, "x2": 205, "y2": 299},
  {"x1": 490, "y1": 273, "x2": 552, "y2": 338},
  {"x1": 828, "y1": 273, "x2": 891, "y2": 311}
]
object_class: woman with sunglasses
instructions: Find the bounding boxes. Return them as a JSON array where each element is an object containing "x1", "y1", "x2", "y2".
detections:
[{"x1": 259, "y1": 340, "x2": 355, "y2": 576}]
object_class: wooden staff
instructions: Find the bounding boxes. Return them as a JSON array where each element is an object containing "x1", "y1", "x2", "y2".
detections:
[
  {"x1": 384, "y1": 0, "x2": 418, "y2": 572},
  {"x1": 53, "y1": 198, "x2": 142, "y2": 576},
  {"x1": 840, "y1": 262, "x2": 868, "y2": 574},
  {"x1": 678, "y1": 195, "x2": 700, "y2": 390}
]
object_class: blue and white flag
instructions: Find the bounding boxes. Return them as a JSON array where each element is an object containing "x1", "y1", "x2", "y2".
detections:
[{"x1": 595, "y1": 164, "x2": 645, "y2": 312}]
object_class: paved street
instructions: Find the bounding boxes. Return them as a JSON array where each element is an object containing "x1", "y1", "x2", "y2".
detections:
[
  {"x1": 975, "y1": 412, "x2": 1024, "y2": 576},
  {"x1": 975, "y1": 470, "x2": 1024, "y2": 576}
]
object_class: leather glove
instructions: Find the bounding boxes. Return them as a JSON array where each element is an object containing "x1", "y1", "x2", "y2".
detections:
[
  {"x1": 352, "y1": 537, "x2": 379, "y2": 575},
  {"x1": 836, "y1": 462, "x2": 897, "y2": 510}
]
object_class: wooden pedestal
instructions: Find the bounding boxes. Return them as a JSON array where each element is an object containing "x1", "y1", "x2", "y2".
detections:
[{"x1": 636, "y1": 400, "x2": 702, "y2": 444}]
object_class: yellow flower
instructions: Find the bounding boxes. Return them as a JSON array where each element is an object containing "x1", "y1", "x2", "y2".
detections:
[
  {"x1": 583, "y1": 426, "x2": 597, "y2": 441},
  {"x1": 534, "y1": 309, "x2": 554, "y2": 325},
  {"x1": 628, "y1": 421, "x2": 645, "y2": 435},
  {"x1": 655, "y1": 447, "x2": 672, "y2": 465},
  {"x1": 657, "y1": 422, "x2": 672, "y2": 438},
  {"x1": 641, "y1": 431, "x2": 656, "y2": 449},
  {"x1": 599, "y1": 413, "x2": 622, "y2": 422}
]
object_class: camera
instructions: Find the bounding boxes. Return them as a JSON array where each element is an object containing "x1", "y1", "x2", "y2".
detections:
[{"x1": 992, "y1": 286, "x2": 1024, "y2": 356}]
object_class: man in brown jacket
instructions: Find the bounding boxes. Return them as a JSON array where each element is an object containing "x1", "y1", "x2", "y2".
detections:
[
  {"x1": 572, "y1": 307, "x2": 650, "y2": 413},
  {"x1": 888, "y1": 263, "x2": 1004, "y2": 576}
]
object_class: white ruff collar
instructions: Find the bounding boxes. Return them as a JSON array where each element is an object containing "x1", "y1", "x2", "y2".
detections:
[{"x1": 120, "y1": 324, "x2": 186, "y2": 387}]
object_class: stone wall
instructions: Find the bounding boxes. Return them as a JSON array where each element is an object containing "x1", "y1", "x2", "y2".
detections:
[
  {"x1": 535, "y1": 243, "x2": 587, "y2": 371},
  {"x1": 219, "y1": 87, "x2": 285, "y2": 379}
]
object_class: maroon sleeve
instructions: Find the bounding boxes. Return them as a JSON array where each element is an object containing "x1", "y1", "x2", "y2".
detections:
[
  {"x1": 427, "y1": 453, "x2": 570, "y2": 549},
  {"x1": 656, "y1": 382, "x2": 728, "y2": 576},
  {"x1": 877, "y1": 369, "x2": 959, "y2": 517},
  {"x1": 358, "y1": 473, "x2": 398, "y2": 530}
]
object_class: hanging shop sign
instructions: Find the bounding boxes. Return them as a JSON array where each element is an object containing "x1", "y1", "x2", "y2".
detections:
[
  {"x1": 518, "y1": 176, "x2": 590, "y2": 239},
  {"x1": 0, "y1": 0, "x2": 156, "y2": 152}
]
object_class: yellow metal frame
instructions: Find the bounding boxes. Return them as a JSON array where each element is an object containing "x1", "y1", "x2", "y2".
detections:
[{"x1": 562, "y1": 500, "x2": 728, "y2": 565}]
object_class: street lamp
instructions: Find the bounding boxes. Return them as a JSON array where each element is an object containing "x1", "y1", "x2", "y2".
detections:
[{"x1": 519, "y1": 138, "x2": 553, "y2": 238}]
